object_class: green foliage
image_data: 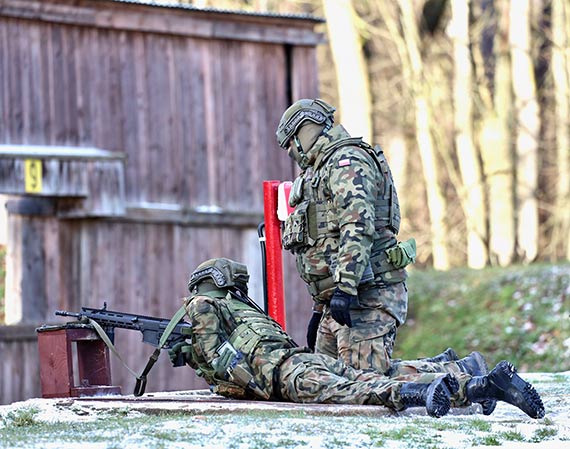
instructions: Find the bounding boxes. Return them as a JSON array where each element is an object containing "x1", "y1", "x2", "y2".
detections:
[
  {"x1": 2, "y1": 407, "x2": 39, "y2": 427},
  {"x1": 397, "y1": 263, "x2": 570, "y2": 372},
  {"x1": 498, "y1": 430, "x2": 525, "y2": 441},
  {"x1": 467, "y1": 418, "x2": 492, "y2": 432},
  {"x1": 532, "y1": 427, "x2": 559, "y2": 442},
  {"x1": 471, "y1": 434, "x2": 501, "y2": 446}
]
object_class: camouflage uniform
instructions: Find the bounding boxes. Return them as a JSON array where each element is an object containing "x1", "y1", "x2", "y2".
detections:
[
  {"x1": 176, "y1": 258, "x2": 545, "y2": 420},
  {"x1": 184, "y1": 289, "x2": 472, "y2": 410},
  {"x1": 281, "y1": 123, "x2": 439, "y2": 375}
]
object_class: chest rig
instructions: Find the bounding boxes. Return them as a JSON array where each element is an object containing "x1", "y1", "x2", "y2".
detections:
[
  {"x1": 282, "y1": 137, "x2": 401, "y2": 252},
  {"x1": 187, "y1": 291, "x2": 296, "y2": 399}
]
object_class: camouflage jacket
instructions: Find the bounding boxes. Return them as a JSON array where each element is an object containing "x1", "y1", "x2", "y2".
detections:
[
  {"x1": 283, "y1": 125, "x2": 407, "y2": 300},
  {"x1": 184, "y1": 291, "x2": 304, "y2": 400}
]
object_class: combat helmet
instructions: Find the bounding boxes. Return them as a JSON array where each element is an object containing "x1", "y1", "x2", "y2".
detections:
[
  {"x1": 188, "y1": 258, "x2": 249, "y2": 294},
  {"x1": 276, "y1": 98, "x2": 336, "y2": 149}
]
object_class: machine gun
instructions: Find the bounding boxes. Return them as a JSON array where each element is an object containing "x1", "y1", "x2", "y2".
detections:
[{"x1": 55, "y1": 303, "x2": 191, "y2": 396}]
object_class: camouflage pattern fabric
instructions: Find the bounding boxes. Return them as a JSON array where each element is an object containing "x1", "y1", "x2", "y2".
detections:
[
  {"x1": 184, "y1": 290, "x2": 473, "y2": 410},
  {"x1": 279, "y1": 352, "x2": 472, "y2": 410},
  {"x1": 316, "y1": 290, "x2": 478, "y2": 378},
  {"x1": 185, "y1": 292, "x2": 302, "y2": 400},
  {"x1": 281, "y1": 123, "x2": 463, "y2": 375},
  {"x1": 288, "y1": 125, "x2": 405, "y2": 304}
]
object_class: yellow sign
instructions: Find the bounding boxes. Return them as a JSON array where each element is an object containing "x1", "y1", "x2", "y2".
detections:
[{"x1": 24, "y1": 159, "x2": 42, "y2": 193}]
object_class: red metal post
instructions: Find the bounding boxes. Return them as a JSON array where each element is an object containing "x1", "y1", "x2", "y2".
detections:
[{"x1": 263, "y1": 180, "x2": 287, "y2": 330}]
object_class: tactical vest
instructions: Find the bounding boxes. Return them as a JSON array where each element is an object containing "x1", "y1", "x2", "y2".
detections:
[
  {"x1": 313, "y1": 137, "x2": 401, "y2": 237},
  {"x1": 283, "y1": 137, "x2": 401, "y2": 270},
  {"x1": 187, "y1": 290, "x2": 297, "y2": 399}
]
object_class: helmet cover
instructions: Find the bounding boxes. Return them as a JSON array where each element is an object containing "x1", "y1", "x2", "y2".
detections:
[
  {"x1": 276, "y1": 98, "x2": 335, "y2": 149},
  {"x1": 188, "y1": 258, "x2": 249, "y2": 292}
]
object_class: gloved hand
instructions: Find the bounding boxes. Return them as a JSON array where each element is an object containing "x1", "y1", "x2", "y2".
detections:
[
  {"x1": 168, "y1": 341, "x2": 190, "y2": 367},
  {"x1": 330, "y1": 288, "x2": 356, "y2": 327},
  {"x1": 385, "y1": 238, "x2": 417, "y2": 268},
  {"x1": 306, "y1": 311, "x2": 323, "y2": 351}
]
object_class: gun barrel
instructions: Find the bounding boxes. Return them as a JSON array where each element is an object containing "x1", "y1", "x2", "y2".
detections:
[{"x1": 55, "y1": 310, "x2": 82, "y2": 318}]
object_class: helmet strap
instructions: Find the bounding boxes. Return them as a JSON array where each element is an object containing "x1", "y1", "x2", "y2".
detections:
[
  {"x1": 288, "y1": 135, "x2": 309, "y2": 169},
  {"x1": 194, "y1": 280, "x2": 226, "y2": 295},
  {"x1": 293, "y1": 135, "x2": 303, "y2": 153}
]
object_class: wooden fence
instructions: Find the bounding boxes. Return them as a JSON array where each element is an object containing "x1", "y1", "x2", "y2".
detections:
[{"x1": 0, "y1": 0, "x2": 323, "y2": 405}]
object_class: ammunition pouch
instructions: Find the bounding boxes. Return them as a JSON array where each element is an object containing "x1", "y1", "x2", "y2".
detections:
[
  {"x1": 282, "y1": 201, "x2": 317, "y2": 251},
  {"x1": 214, "y1": 340, "x2": 269, "y2": 400},
  {"x1": 307, "y1": 276, "x2": 336, "y2": 302}
]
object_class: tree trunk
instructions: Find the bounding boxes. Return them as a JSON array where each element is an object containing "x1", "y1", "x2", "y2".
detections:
[
  {"x1": 450, "y1": 0, "x2": 487, "y2": 268},
  {"x1": 479, "y1": 0, "x2": 516, "y2": 266},
  {"x1": 399, "y1": 0, "x2": 450, "y2": 270},
  {"x1": 510, "y1": 0, "x2": 540, "y2": 262},
  {"x1": 322, "y1": 0, "x2": 372, "y2": 142},
  {"x1": 552, "y1": 0, "x2": 570, "y2": 259}
]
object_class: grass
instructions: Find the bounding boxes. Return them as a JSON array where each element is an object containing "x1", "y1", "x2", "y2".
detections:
[
  {"x1": 2, "y1": 407, "x2": 40, "y2": 427},
  {"x1": 0, "y1": 398, "x2": 566, "y2": 449},
  {"x1": 398, "y1": 263, "x2": 570, "y2": 372}
]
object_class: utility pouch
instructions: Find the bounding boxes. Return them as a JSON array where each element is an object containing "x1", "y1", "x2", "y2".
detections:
[
  {"x1": 289, "y1": 176, "x2": 304, "y2": 207},
  {"x1": 212, "y1": 380, "x2": 251, "y2": 399},
  {"x1": 214, "y1": 340, "x2": 269, "y2": 400},
  {"x1": 385, "y1": 238, "x2": 416, "y2": 269},
  {"x1": 282, "y1": 201, "x2": 316, "y2": 251}
]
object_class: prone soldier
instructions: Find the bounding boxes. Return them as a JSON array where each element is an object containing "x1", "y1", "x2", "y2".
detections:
[{"x1": 170, "y1": 257, "x2": 545, "y2": 419}]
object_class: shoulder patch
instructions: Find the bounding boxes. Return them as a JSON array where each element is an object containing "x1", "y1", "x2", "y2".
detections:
[{"x1": 338, "y1": 158, "x2": 351, "y2": 167}]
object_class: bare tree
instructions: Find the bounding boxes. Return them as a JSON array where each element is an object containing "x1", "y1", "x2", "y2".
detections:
[
  {"x1": 356, "y1": 2, "x2": 415, "y2": 246},
  {"x1": 476, "y1": 0, "x2": 516, "y2": 266},
  {"x1": 552, "y1": 0, "x2": 570, "y2": 259},
  {"x1": 450, "y1": 0, "x2": 487, "y2": 268},
  {"x1": 510, "y1": 0, "x2": 540, "y2": 262},
  {"x1": 399, "y1": 0, "x2": 450, "y2": 269},
  {"x1": 322, "y1": 0, "x2": 372, "y2": 141}
]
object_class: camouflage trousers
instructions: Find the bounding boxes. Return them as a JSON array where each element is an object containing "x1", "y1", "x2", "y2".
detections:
[
  {"x1": 316, "y1": 283, "x2": 467, "y2": 377},
  {"x1": 278, "y1": 352, "x2": 472, "y2": 411}
]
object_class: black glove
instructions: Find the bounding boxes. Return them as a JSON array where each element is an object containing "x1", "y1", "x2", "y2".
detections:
[
  {"x1": 329, "y1": 288, "x2": 356, "y2": 327},
  {"x1": 168, "y1": 341, "x2": 191, "y2": 367},
  {"x1": 306, "y1": 311, "x2": 323, "y2": 351}
]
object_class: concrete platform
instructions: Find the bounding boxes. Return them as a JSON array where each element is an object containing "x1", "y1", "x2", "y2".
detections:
[{"x1": 67, "y1": 388, "x2": 482, "y2": 417}]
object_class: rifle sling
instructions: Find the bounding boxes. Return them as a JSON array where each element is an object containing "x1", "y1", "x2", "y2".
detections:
[
  {"x1": 88, "y1": 318, "x2": 139, "y2": 379},
  {"x1": 89, "y1": 305, "x2": 188, "y2": 397},
  {"x1": 134, "y1": 305, "x2": 188, "y2": 396}
]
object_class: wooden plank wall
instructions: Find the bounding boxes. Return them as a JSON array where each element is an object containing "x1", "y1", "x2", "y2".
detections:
[
  {"x1": 0, "y1": 0, "x2": 322, "y2": 404},
  {"x1": 0, "y1": 326, "x2": 40, "y2": 405},
  {"x1": 0, "y1": 18, "x2": 296, "y2": 207}
]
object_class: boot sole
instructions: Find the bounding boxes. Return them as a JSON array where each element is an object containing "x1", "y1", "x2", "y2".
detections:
[
  {"x1": 491, "y1": 361, "x2": 545, "y2": 419},
  {"x1": 426, "y1": 375, "x2": 459, "y2": 418}
]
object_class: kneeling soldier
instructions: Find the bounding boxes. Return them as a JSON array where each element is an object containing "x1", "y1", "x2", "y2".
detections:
[{"x1": 170, "y1": 258, "x2": 545, "y2": 419}]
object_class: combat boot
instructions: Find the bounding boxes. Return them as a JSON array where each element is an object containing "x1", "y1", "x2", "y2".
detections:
[
  {"x1": 399, "y1": 374, "x2": 459, "y2": 418},
  {"x1": 456, "y1": 351, "x2": 497, "y2": 415},
  {"x1": 456, "y1": 351, "x2": 488, "y2": 376},
  {"x1": 466, "y1": 361, "x2": 545, "y2": 419},
  {"x1": 423, "y1": 347, "x2": 459, "y2": 363}
]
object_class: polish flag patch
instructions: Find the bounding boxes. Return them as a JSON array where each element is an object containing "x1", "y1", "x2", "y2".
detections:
[{"x1": 338, "y1": 159, "x2": 351, "y2": 167}]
